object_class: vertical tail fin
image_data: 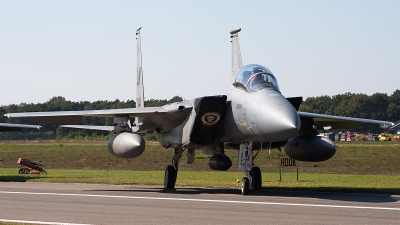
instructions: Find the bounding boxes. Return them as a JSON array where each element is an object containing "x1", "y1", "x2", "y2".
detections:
[
  {"x1": 230, "y1": 28, "x2": 243, "y2": 82},
  {"x1": 135, "y1": 27, "x2": 144, "y2": 127}
]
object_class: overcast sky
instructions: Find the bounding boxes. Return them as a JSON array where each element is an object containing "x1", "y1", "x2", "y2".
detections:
[{"x1": 1, "y1": 0, "x2": 399, "y2": 106}]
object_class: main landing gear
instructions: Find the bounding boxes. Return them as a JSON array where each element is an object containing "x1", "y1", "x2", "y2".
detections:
[
  {"x1": 164, "y1": 165, "x2": 177, "y2": 190},
  {"x1": 161, "y1": 142, "x2": 263, "y2": 195},
  {"x1": 239, "y1": 142, "x2": 262, "y2": 195},
  {"x1": 162, "y1": 146, "x2": 193, "y2": 192}
]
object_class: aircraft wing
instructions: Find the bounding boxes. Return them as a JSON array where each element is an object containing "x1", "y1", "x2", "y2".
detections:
[
  {"x1": 0, "y1": 123, "x2": 41, "y2": 132},
  {"x1": 298, "y1": 111, "x2": 394, "y2": 129},
  {"x1": 5, "y1": 107, "x2": 167, "y2": 120},
  {"x1": 4, "y1": 104, "x2": 193, "y2": 132}
]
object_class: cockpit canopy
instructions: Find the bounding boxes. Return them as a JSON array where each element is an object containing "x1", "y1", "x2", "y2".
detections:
[{"x1": 233, "y1": 64, "x2": 280, "y2": 93}]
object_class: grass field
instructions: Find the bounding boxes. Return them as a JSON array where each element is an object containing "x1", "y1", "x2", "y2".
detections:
[{"x1": 1, "y1": 140, "x2": 400, "y2": 194}]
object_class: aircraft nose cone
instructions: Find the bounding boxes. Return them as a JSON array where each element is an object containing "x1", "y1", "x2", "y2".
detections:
[{"x1": 257, "y1": 98, "x2": 300, "y2": 141}]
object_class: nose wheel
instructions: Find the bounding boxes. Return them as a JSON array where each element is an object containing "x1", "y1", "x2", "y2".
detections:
[
  {"x1": 240, "y1": 166, "x2": 262, "y2": 195},
  {"x1": 250, "y1": 166, "x2": 262, "y2": 191}
]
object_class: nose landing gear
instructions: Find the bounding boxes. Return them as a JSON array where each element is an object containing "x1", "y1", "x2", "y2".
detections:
[{"x1": 239, "y1": 142, "x2": 262, "y2": 195}]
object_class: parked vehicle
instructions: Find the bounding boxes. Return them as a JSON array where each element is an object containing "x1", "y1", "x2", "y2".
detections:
[
  {"x1": 346, "y1": 133, "x2": 356, "y2": 141},
  {"x1": 368, "y1": 134, "x2": 379, "y2": 141},
  {"x1": 355, "y1": 134, "x2": 368, "y2": 141},
  {"x1": 379, "y1": 133, "x2": 394, "y2": 141},
  {"x1": 318, "y1": 133, "x2": 336, "y2": 141}
]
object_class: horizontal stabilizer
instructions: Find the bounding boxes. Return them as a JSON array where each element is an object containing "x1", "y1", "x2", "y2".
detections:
[
  {"x1": 60, "y1": 125, "x2": 140, "y2": 132},
  {"x1": 390, "y1": 121, "x2": 400, "y2": 129},
  {"x1": 0, "y1": 123, "x2": 41, "y2": 132},
  {"x1": 60, "y1": 125, "x2": 114, "y2": 131}
]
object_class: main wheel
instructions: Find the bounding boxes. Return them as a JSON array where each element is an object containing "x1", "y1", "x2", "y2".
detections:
[
  {"x1": 164, "y1": 165, "x2": 177, "y2": 189},
  {"x1": 23, "y1": 168, "x2": 30, "y2": 174},
  {"x1": 250, "y1": 166, "x2": 262, "y2": 191},
  {"x1": 18, "y1": 168, "x2": 23, "y2": 174},
  {"x1": 241, "y1": 177, "x2": 250, "y2": 195}
]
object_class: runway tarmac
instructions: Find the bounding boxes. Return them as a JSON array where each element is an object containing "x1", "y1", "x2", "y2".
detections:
[{"x1": 0, "y1": 182, "x2": 399, "y2": 224}]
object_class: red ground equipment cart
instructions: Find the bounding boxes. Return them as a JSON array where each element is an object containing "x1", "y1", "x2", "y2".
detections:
[{"x1": 17, "y1": 158, "x2": 47, "y2": 174}]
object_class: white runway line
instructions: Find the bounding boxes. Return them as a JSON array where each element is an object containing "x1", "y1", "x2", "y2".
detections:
[
  {"x1": 0, "y1": 219, "x2": 92, "y2": 225},
  {"x1": 1, "y1": 190, "x2": 399, "y2": 211}
]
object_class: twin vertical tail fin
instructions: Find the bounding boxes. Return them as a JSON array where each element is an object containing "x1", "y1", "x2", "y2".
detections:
[
  {"x1": 230, "y1": 28, "x2": 243, "y2": 83},
  {"x1": 135, "y1": 27, "x2": 144, "y2": 127},
  {"x1": 134, "y1": 28, "x2": 240, "y2": 126}
]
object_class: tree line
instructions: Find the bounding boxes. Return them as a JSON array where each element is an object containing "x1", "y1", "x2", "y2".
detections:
[
  {"x1": 1, "y1": 90, "x2": 399, "y2": 139},
  {"x1": 298, "y1": 90, "x2": 400, "y2": 133}
]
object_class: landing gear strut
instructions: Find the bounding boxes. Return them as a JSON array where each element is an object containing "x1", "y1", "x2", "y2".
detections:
[{"x1": 239, "y1": 142, "x2": 262, "y2": 195}]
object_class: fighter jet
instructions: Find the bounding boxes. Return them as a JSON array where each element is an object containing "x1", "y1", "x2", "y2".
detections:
[{"x1": 5, "y1": 28, "x2": 393, "y2": 195}]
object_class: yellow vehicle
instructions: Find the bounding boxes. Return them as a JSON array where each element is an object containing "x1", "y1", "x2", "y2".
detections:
[
  {"x1": 355, "y1": 134, "x2": 368, "y2": 141},
  {"x1": 378, "y1": 133, "x2": 394, "y2": 141}
]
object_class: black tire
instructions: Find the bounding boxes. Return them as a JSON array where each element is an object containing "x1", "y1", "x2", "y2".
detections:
[
  {"x1": 250, "y1": 166, "x2": 262, "y2": 191},
  {"x1": 23, "y1": 168, "x2": 30, "y2": 174},
  {"x1": 241, "y1": 177, "x2": 250, "y2": 195},
  {"x1": 18, "y1": 168, "x2": 23, "y2": 174},
  {"x1": 164, "y1": 165, "x2": 177, "y2": 189}
]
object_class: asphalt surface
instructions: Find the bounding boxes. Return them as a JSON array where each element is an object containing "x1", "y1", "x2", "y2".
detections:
[{"x1": 0, "y1": 182, "x2": 399, "y2": 225}]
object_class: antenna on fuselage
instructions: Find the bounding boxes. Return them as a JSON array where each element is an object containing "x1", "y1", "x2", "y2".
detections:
[
  {"x1": 135, "y1": 27, "x2": 144, "y2": 127},
  {"x1": 230, "y1": 28, "x2": 242, "y2": 83}
]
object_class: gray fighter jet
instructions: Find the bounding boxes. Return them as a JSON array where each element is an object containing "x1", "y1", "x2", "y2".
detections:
[{"x1": 5, "y1": 28, "x2": 393, "y2": 195}]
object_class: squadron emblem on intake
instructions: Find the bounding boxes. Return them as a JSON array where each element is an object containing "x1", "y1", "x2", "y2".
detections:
[{"x1": 201, "y1": 112, "x2": 221, "y2": 126}]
